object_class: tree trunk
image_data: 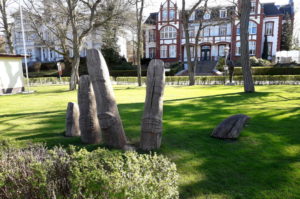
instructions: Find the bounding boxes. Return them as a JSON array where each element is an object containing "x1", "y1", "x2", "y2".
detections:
[
  {"x1": 140, "y1": 59, "x2": 165, "y2": 151},
  {"x1": 136, "y1": 0, "x2": 144, "y2": 87},
  {"x1": 240, "y1": 0, "x2": 255, "y2": 93},
  {"x1": 87, "y1": 49, "x2": 127, "y2": 149},
  {"x1": 0, "y1": 0, "x2": 14, "y2": 54},
  {"x1": 78, "y1": 75, "x2": 101, "y2": 144},
  {"x1": 183, "y1": 18, "x2": 195, "y2": 86},
  {"x1": 69, "y1": 53, "x2": 80, "y2": 91}
]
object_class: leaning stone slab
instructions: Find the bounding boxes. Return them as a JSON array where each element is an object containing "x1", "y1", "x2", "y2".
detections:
[
  {"x1": 65, "y1": 102, "x2": 80, "y2": 137},
  {"x1": 140, "y1": 59, "x2": 165, "y2": 151},
  {"x1": 87, "y1": 49, "x2": 127, "y2": 149},
  {"x1": 78, "y1": 75, "x2": 101, "y2": 144},
  {"x1": 211, "y1": 114, "x2": 250, "y2": 139}
]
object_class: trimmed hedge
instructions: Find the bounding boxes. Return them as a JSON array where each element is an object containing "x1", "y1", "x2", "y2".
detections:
[
  {"x1": 27, "y1": 75, "x2": 300, "y2": 86},
  {"x1": 234, "y1": 67, "x2": 300, "y2": 76},
  {"x1": 0, "y1": 143, "x2": 179, "y2": 199}
]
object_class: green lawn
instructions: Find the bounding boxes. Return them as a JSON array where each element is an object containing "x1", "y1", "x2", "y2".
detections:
[{"x1": 1, "y1": 85, "x2": 300, "y2": 199}]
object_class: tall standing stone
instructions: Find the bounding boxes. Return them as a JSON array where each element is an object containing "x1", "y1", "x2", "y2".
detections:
[
  {"x1": 140, "y1": 59, "x2": 165, "y2": 151},
  {"x1": 65, "y1": 102, "x2": 80, "y2": 137},
  {"x1": 86, "y1": 49, "x2": 127, "y2": 149},
  {"x1": 78, "y1": 75, "x2": 101, "y2": 144}
]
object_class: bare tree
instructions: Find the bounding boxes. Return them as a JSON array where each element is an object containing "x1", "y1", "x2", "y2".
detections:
[
  {"x1": 24, "y1": 0, "x2": 130, "y2": 90},
  {"x1": 0, "y1": 0, "x2": 14, "y2": 54},
  {"x1": 182, "y1": 0, "x2": 206, "y2": 86},
  {"x1": 134, "y1": 0, "x2": 144, "y2": 87},
  {"x1": 239, "y1": 0, "x2": 255, "y2": 92}
]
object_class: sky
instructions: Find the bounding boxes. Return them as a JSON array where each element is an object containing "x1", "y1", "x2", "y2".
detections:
[{"x1": 143, "y1": 0, "x2": 300, "y2": 38}]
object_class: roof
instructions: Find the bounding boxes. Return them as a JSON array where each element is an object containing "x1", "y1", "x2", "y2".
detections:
[
  {"x1": 263, "y1": 3, "x2": 293, "y2": 17},
  {"x1": 144, "y1": 12, "x2": 158, "y2": 25},
  {"x1": 0, "y1": 54, "x2": 26, "y2": 58}
]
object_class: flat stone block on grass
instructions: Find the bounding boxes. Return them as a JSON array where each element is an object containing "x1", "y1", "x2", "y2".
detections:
[{"x1": 211, "y1": 114, "x2": 250, "y2": 139}]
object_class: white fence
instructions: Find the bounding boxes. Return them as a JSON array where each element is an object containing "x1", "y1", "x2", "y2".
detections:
[{"x1": 276, "y1": 51, "x2": 300, "y2": 64}]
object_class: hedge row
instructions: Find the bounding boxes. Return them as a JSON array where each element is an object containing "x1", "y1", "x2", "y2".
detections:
[
  {"x1": 27, "y1": 75, "x2": 300, "y2": 86},
  {"x1": 0, "y1": 143, "x2": 179, "y2": 199},
  {"x1": 233, "y1": 67, "x2": 300, "y2": 75},
  {"x1": 116, "y1": 75, "x2": 300, "y2": 85}
]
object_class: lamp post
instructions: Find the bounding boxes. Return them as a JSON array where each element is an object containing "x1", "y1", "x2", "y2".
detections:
[{"x1": 224, "y1": 46, "x2": 230, "y2": 84}]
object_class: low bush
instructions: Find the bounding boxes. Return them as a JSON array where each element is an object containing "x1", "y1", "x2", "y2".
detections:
[
  {"x1": 234, "y1": 67, "x2": 300, "y2": 75},
  {"x1": 216, "y1": 58, "x2": 225, "y2": 71},
  {"x1": 0, "y1": 143, "x2": 179, "y2": 199}
]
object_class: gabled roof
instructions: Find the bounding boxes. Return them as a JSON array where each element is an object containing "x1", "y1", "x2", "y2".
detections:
[{"x1": 145, "y1": 12, "x2": 158, "y2": 25}]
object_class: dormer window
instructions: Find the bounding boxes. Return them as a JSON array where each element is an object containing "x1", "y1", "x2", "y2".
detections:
[
  {"x1": 204, "y1": 12, "x2": 210, "y2": 20},
  {"x1": 251, "y1": 1, "x2": 256, "y2": 14},
  {"x1": 189, "y1": 12, "x2": 195, "y2": 21},
  {"x1": 220, "y1": 10, "x2": 227, "y2": 18}
]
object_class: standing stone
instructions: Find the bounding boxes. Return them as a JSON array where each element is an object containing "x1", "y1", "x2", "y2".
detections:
[
  {"x1": 86, "y1": 49, "x2": 127, "y2": 149},
  {"x1": 78, "y1": 75, "x2": 101, "y2": 144},
  {"x1": 140, "y1": 59, "x2": 165, "y2": 151},
  {"x1": 211, "y1": 114, "x2": 250, "y2": 139},
  {"x1": 65, "y1": 102, "x2": 80, "y2": 137}
]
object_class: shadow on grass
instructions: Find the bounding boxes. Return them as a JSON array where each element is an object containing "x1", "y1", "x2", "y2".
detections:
[{"x1": 1, "y1": 91, "x2": 300, "y2": 198}]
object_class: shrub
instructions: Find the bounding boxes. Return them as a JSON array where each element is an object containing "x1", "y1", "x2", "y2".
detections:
[
  {"x1": 216, "y1": 58, "x2": 225, "y2": 71},
  {"x1": 0, "y1": 144, "x2": 179, "y2": 199},
  {"x1": 234, "y1": 67, "x2": 300, "y2": 75},
  {"x1": 69, "y1": 148, "x2": 179, "y2": 199}
]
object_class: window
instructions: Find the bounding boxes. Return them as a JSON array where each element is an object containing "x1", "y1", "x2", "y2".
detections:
[
  {"x1": 204, "y1": 12, "x2": 210, "y2": 20},
  {"x1": 249, "y1": 41, "x2": 256, "y2": 55},
  {"x1": 236, "y1": 42, "x2": 241, "y2": 55},
  {"x1": 190, "y1": 47, "x2": 195, "y2": 58},
  {"x1": 170, "y1": 10, "x2": 175, "y2": 20},
  {"x1": 189, "y1": 26, "x2": 195, "y2": 37},
  {"x1": 189, "y1": 12, "x2": 195, "y2": 21},
  {"x1": 219, "y1": 45, "x2": 226, "y2": 56},
  {"x1": 251, "y1": 2, "x2": 256, "y2": 14},
  {"x1": 220, "y1": 10, "x2": 227, "y2": 18},
  {"x1": 149, "y1": 30, "x2": 156, "y2": 42},
  {"x1": 160, "y1": 26, "x2": 177, "y2": 39},
  {"x1": 149, "y1": 48, "x2": 156, "y2": 58},
  {"x1": 204, "y1": 27, "x2": 210, "y2": 36},
  {"x1": 236, "y1": 41, "x2": 256, "y2": 56},
  {"x1": 162, "y1": 10, "x2": 168, "y2": 21},
  {"x1": 265, "y1": 22, "x2": 273, "y2": 35},
  {"x1": 249, "y1": 21, "x2": 257, "y2": 34},
  {"x1": 236, "y1": 22, "x2": 257, "y2": 35},
  {"x1": 169, "y1": 45, "x2": 177, "y2": 58},
  {"x1": 160, "y1": 45, "x2": 167, "y2": 58},
  {"x1": 236, "y1": 25, "x2": 240, "y2": 35},
  {"x1": 219, "y1": 25, "x2": 227, "y2": 36},
  {"x1": 268, "y1": 42, "x2": 272, "y2": 56}
]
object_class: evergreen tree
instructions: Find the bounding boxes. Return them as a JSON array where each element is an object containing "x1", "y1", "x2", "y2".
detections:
[
  {"x1": 281, "y1": 14, "x2": 293, "y2": 51},
  {"x1": 262, "y1": 35, "x2": 269, "y2": 59}
]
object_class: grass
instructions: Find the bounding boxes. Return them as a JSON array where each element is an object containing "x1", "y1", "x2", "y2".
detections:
[{"x1": 0, "y1": 85, "x2": 300, "y2": 199}]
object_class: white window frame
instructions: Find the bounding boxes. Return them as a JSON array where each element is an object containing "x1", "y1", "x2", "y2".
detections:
[
  {"x1": 220, "y1": 10, "x2": 227, "y2": 18},
  {"x1": 204, "y1": 12, "x2": 211, "y2": 20},
  {"x1": 149, "y1": 48, "x2": 156, "y2": 58},
  {"x1": 249, "y1": 41, "x2": 256, "y2": 55},
  {"x1": 160, "y1": 26, "x2": 177, "y2": 39},
  {"x1": 265, "y1": 22, "x2": 273, "y2": 36},
  {"x1": 162, "y1": 10, "x2": 168, "y2": 21},
  {"x1": 169, "y1": 45, "x2": 177, "y2": 58},
  {"x1": 219, "y1": 25, "x2": 227, "y2": 36},
  {"x1": 251, "y1": 2, "x2": 256, "y2": 14},
  {"x1": 160, "y1": 45, "x2": 168, "y2": 58},
  {"x1": 169, "y1": 10, "x2": 175, "y2": 20},
  {"x1": 249, "y1": 21, "x2": 257, "y2": 34},
  {"x1": 236, "y1": 42, "x2": 241, "y2": 56}
]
